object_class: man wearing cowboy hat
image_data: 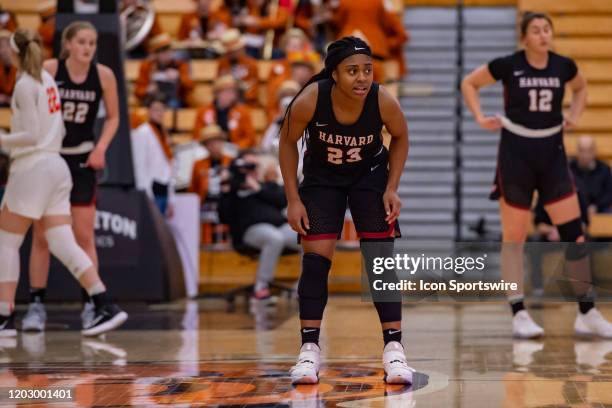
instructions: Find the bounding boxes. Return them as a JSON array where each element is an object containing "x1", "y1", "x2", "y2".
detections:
[
  {"x1": 193, "y1": 75, "x2": 256, "y2": 149},
  {"x1": 217, "y1": 28, "x2": 259, "y2": 106},
  {"x1": 134, "y1": 33, "x2": 195, "y2": 108},
  {"x1": 189, "y1": 125, "x2": 233, "y2": 204}
]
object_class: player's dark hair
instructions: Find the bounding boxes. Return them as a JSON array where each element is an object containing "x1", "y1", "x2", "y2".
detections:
[
  {"x1": 280, "y1": 36, "x2": 372, "y2": 144},
  {"x1": 520, "y1": 11, "x2": 553, "y2": 37}
]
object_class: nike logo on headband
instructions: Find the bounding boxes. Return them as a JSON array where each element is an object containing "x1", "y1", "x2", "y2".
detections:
[{"x1": 355, "y1": 47, "x2": 366, "y2": 50}]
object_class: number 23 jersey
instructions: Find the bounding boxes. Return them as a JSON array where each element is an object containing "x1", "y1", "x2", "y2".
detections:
[
  {"x1": 55, "y1": 59, "x2": 103, "y2": 148},
  {"x1": 302, "y1": 78, "x2": 385, "y2": 186},
  {"x1": 488, "y1": 50, "x2": 577, "y2": 129}
]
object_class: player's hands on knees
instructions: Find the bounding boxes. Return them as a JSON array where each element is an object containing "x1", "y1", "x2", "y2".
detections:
[
  {"x1": 287, "y1": 199, "x2": 310, "y2": 236},
  {"x1": 476, "y1": 115, "x2": 502, "y2": 132},
  {"x1": 86, "y1": 147, "x2": 106, "y2": 170},
  {"x1": 383, "y1": 189, "x2": 401, "y2": 224}
]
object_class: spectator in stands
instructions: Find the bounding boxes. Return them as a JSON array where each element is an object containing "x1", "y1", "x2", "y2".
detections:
[
  {"x1": 331, "y1": 0, "x2": 407, "y2": 78},
  {"x1": 193, "y1": 75, "x2": 257, "y2": 149},
  {"x1": 131, "y1": 94, "x2": 176, "y2": 218},
  {"x1": 219, "y1": 150, "x2": 299, "y2": 302},
  {"x1": 217, "y1": 29, "x2": 259, "y2": 106},
  {"x1": 38, "y1": 7, "x2": 55, "y2": 60},
  {"x1": 261, "y1": 80, "x2": 300, "y2": 155},
  {"x1": 189, "y1": 125, "x2": 233, "y2": 206},
  {"x1": 293, "y1": 0, "x2": 334, "y2": 52},
  {"x1": 0, "y1": 6, "x2": 17, "y2": 32},
  {"x1": 0, "y1": 30, "x2": 16, "y2": 106},
  {"x1": 570, "y1": 136, "x2": 612, "y2": 216},
  {"x1": 234, "y1": 0, "x2": 290, "y2": 58},
  {"x1": 267, "y1": 28, "x2": 316, "y2": 86},
  {"x1": 266, "y1": 50, "x2": 317, "y2": 122},
  {"x1": 134, "y1": 33, "x2": 195, "y2": 108},
  {"x1": 121, "y1": 0, "x2": 165, "y2": 58},
  {"x1": 178, "y1": 0, "x2": 231, "y2": 42}
]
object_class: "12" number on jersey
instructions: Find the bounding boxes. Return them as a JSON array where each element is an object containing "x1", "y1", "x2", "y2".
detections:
[{"x1": 528, "y1": 89, "x2": 552, "y2": 112}]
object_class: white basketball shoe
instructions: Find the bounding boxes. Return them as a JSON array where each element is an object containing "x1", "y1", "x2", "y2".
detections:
[
  {"x1": 290, "y1": 343, "x2": 320, "y2": 384},
  {"x1": 383, "y1": 341, "x2": 414, "y2": 384},
  {"x1": 512, "y1": 310, "x2": 544, "y2": 339}
]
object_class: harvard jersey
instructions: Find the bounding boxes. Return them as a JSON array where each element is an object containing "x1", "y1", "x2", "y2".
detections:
[
  {"x1": 55, "y1": 59, "x2": 103, "y2": 148},
  {"x1": 488, "y1": 50, "x2": 577, "y2": 129},
  {"x1": 302, "y1": 79, "x2": 384, "y2": 184}
]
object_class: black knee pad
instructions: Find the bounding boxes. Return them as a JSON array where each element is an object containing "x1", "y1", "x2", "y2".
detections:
[
  {"x1": 373, "y1": 301, "x2": 402, "y2": 323},
  {"x1": 360, "y1": 238, "x2": 402, "y2": 321},
  {"x1": 557, "y1": 218, "x2": 588, "y2": 260},
  {"x1": 298, "y1": 252, "x2": 332, "y2": 320}
]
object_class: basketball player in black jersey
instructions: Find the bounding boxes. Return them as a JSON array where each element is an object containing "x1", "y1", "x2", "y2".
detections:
[
  {"x1": 279, "y1": 37, "x2": 413, "y2": 384},
  {"x1": 462, "y1": 12, "x2": 612, "y2": 338},
  {"x1": 22, "y1": 21, "x2": 123, "y2": 333}
]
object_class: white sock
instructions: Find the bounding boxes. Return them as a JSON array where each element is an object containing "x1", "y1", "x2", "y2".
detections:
[
  {"x1": 0, "y1": 301, "x2": 12, "y2": 316},
  {"x1": 86, "y1": 281, "x2": 106, "y2": 297}
]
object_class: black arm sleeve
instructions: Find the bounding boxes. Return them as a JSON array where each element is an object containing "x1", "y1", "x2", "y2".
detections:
[{"x1": 487, "y1": 55, "x2": 513, "y2": 81}]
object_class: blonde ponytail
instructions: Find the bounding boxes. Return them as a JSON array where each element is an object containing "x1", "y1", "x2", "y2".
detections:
[{"x1": 11, "y1": 29, "x2": 43, "y2": 82}]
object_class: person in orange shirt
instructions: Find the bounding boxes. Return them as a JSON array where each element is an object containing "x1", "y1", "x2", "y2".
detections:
[
  {"x1": 331, "y1": 0, "x2": 407, "y2": 67},
  {"x1": 193, "y1": 75, "x2": 257, "y2": 149},
  {"x1": 189, "y1": 125, "x2": 233, "y2": 203},
  {"x1": 267, "y1": 28, "x2": 315, "y2": 88},
  {"x1": 0, "y1": 7, "x2": 17, "y2": 32},
  {"x1": 217, "y1": 29, "x2": 259, "y2": 106},
  {"x1": 134, "y1": 33, "x2": 195, "y2": 108},
  {"x1": 234, "y1": 0, "x2": 290, "y2": 58},
  {"x1": 0, "y1": 31, "x2": 16, "y2": 107},
  {"x1": 121, "y1": 0, "x2": 165, "y2": 59},
  {"x1": 266, "y1": 51, "x2": 317, "y2": 122},
  {"x1": 178, "y1": 0, "x2": 231, "y2": 42},
  {"x1": 37, "y1": 7, "x2": 55, "y2": 60}
]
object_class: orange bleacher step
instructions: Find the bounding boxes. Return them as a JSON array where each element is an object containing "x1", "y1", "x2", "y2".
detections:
[{"x1": 519, "y1": 0, "x2": 612, "y2": 13}]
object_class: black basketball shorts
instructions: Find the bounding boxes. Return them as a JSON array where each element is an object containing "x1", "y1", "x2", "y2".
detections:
[
  {"x1": 299, "y1": 162, "x2": 401, "y2": 241},
  {"x1": 62, "y1": 152, "x2": 97, "y2": 206},
  {"x1": 490, "y1": 129, "x2": 575, "y2": 209}
]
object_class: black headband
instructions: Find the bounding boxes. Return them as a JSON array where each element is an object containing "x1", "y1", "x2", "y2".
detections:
[{"x1": 324, "y1": 45, "x2": 372, "y2": 73}]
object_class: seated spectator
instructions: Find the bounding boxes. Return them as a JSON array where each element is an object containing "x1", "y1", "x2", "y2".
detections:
[
  {"x1": 267, "y1": 28, "x2": 316, "y2": 87},
  {"x1": 131, "y1": 94, "x2": 176, "y2": 218},
  {"x1": 294, "y1": 0, "x2": 334, "y2": 51},
  {"x1": 570, "y1": 136, "x2": 612, "y2": 216},
  {"x1": 266, "y1": 51, "x2": 317, "y2": 121},
  {"x1": 261, "y1": 80, "x2": 300, "y2": 155},
  {"x1": 178, "y1": 0, "x2": 231, "y2": 42},
  {"x1": 0, "y1": 30, "x2": 16, "y2": 107},
  {"x1": 189, "y1": 125, "x2": 233, "y2": 205},
  {"x1": 234, "y1": 0, "x2": 290, "y2": 58},
  {"x1": 38, "y1": 7, "x2": 55, "y2": 60},
  {"x1": 193, "y1": 75, "x2": 257, "y2": 149},
  {"x1": 331, "y1": 0, "x2": 408, "y2": 78},
  {"x1": 217, "y1": 29, "x2": 259, "y2": 106},
  {"x1": 0, "y1": 6, "x2": 17, "y2": 32},
  {"x1": 134, "y1": 33, "x2": 195, "y2": 108},
  {"x1": 121, "y1": 0, "x2": 165, "y2": 59},
  {"x1": 219, "y1": 151, "x2": 299, "y2": 302}
]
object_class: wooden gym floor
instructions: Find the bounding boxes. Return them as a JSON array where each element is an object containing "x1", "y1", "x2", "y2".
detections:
[{"x1": 1, "y1": 298, "x2": 612, "y2": 407}]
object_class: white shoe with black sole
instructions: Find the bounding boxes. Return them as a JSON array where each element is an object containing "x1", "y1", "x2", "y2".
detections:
[{"x1": 81, "y1": 304, "x2": 128, "y2": 337}]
